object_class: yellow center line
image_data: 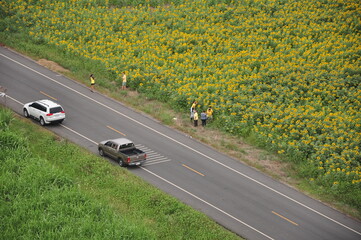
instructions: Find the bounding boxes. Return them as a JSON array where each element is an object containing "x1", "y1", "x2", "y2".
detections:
[
  {"x1": 272, "y1": 211, "x2": 299, "y2": 226},
  {"x1": 182, "y1": 164, "x2": 205, "y2": 176},
  {"x1": 40, "y1": 91, "x2": 57, "y2": 101},
  {"x1": 107, "y1": 125, "x2": 126, "y2": 136}
]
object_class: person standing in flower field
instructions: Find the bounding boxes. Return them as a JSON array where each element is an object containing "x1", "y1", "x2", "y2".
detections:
[
  {"x1": 191, "y1": 100, "x2": 197, "y2": 112},
  {"x1": 190, "y1": 108, "x2": 195, "y2": 122},
  {"x1": 89, "y1": 74, "x2": 95, "y2": 92},
  {"x1": 193, "y1": 110, "x2": 199, "y2": 127},
  {"x1": 206, "y1": 106, "x2": 213, "y2": 122},
  {"x1": 201, "y1": 110, "x2": 207, "y2": 127},
  {"x1": 121, "y1": 72, "x2": 127, "y2": 90}
]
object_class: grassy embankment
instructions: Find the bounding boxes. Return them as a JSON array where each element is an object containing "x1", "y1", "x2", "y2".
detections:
[
  {"x1": 0, "y1": 107, "x2": 241, "y2": 239},
  {"x1": 0, "y1": 0, "x2": 360, "y2": 219}
]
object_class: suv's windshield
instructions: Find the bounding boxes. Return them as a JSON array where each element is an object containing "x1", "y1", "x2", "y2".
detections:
[{"x1": 50, "y1": 107, "x2": 63, "y2": 113}]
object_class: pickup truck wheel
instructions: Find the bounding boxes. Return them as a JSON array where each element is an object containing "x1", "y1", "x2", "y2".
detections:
[
  {"x1": 99, "y1": 148, "x2": 104, "y2": 156},
  {"x1": 118, "y1": 159, "x2": 126, "y2": 167}
]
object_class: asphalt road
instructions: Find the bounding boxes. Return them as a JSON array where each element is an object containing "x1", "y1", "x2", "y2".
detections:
[{"x1": 1, "y1": 46, "x2": 360, "y2": 240}]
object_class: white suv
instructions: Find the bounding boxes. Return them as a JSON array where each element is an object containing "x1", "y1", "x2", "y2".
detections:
[{"x1": 23, "y1": 99, "x2": 65, "y2": 126}]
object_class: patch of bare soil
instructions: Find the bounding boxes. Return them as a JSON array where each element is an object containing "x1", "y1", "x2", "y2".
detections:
[
  {"x1": 37, "y1": 59, "x2": 70, "y2": 73},
  {"x1": 127, "y1": 90, "x2": 139, "y2": 98}
]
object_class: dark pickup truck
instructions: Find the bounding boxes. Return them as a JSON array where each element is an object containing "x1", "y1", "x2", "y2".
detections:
[{"x1": 98, "y1": 138, "x2": 146, "y2": 167}]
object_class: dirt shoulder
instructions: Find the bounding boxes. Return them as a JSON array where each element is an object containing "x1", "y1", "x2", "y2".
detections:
[{"x1": 38, "y1": 59, "x2": 69, "y2": 73}]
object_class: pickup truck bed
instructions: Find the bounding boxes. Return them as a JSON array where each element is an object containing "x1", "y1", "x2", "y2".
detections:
[{"x1": 120, "y1": 148, "x2": 144, "y2": 156}]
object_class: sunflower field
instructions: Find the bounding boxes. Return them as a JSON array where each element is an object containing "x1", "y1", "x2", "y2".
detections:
[{"x1": 1, "y1": 0, "x2": 360, "y2": 208}]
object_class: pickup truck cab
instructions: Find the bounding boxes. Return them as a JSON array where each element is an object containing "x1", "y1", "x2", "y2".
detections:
[{"x1": 98, "y1": 138, "x2": 146, "y2": 167}]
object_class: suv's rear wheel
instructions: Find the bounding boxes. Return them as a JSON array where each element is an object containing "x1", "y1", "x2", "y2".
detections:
[
  {"x1": 23, "y1": 109, "x2": 29, "y2": 118},
  {"x1": 40, "y1": 117, "x2": 46, "y2": 126}
]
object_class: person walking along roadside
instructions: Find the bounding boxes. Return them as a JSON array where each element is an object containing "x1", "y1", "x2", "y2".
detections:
[{"x1": 89, "y1": 74, "x2": 95, "y2": 92}]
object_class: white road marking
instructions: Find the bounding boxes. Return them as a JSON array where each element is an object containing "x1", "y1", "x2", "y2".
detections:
[
  {"x1": 142, "y1": 160, "x2": 171, "y2": 166},
  {"x1": 147, "y1": 156, "x2": 169, "y2": 161},
  {"x1": 140, "y1": 167, "x2": 274, "y2": 240},
  {"x1": 6, "y1": 95, "x2": 23, "y2": 105},
  {"x1": 135, "y1": 144, "x2": 171, "y2": 165},
  {"x1": 145, "y1": 152, "x2": 158, "y2": 156},
  {"x1": 2, "y1": 53, "x2": 360, "y2": 237},
  {"x1": 60, "y1": 124, "x2": 98, "y2": 145}
]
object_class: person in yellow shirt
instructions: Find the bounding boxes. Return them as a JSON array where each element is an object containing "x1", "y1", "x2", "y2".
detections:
[
  {"x1": 89, "y1": 74, "x2": 95, "y2": 92},
  {"x1": 121, "y1": 72, "x2": 127, "y2": 90},
  {"x1": 191, "y1": 100, "x2": 197, "y2": 112},
  {"x1": 206, "y1": 106, "x2": 213, "y2": 121},
  {"x1": 193, "y1": 110, "x2": 198, "y2": 127}
]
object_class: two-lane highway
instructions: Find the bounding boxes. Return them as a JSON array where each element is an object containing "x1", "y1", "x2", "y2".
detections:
[{"x1": 1, "y1": 46, "x2": 360, "y2": 240}]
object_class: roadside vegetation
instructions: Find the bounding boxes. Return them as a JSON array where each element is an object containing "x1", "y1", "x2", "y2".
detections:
[
  {"x1": 0, "y1": 0, "x2": 360, "y2": 219},
  {"x1": 0, "y1": 107, "x2": 240, "y2": 239}
]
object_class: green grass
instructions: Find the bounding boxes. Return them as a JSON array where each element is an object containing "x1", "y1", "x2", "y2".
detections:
[{"x1": 0, "y1": 108, "x2": 241, "y2": 239}]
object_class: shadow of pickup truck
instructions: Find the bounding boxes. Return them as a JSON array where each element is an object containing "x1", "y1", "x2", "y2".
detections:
[{"x1": 98, "y1": 138, "x2": 146, "y2": 167}]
